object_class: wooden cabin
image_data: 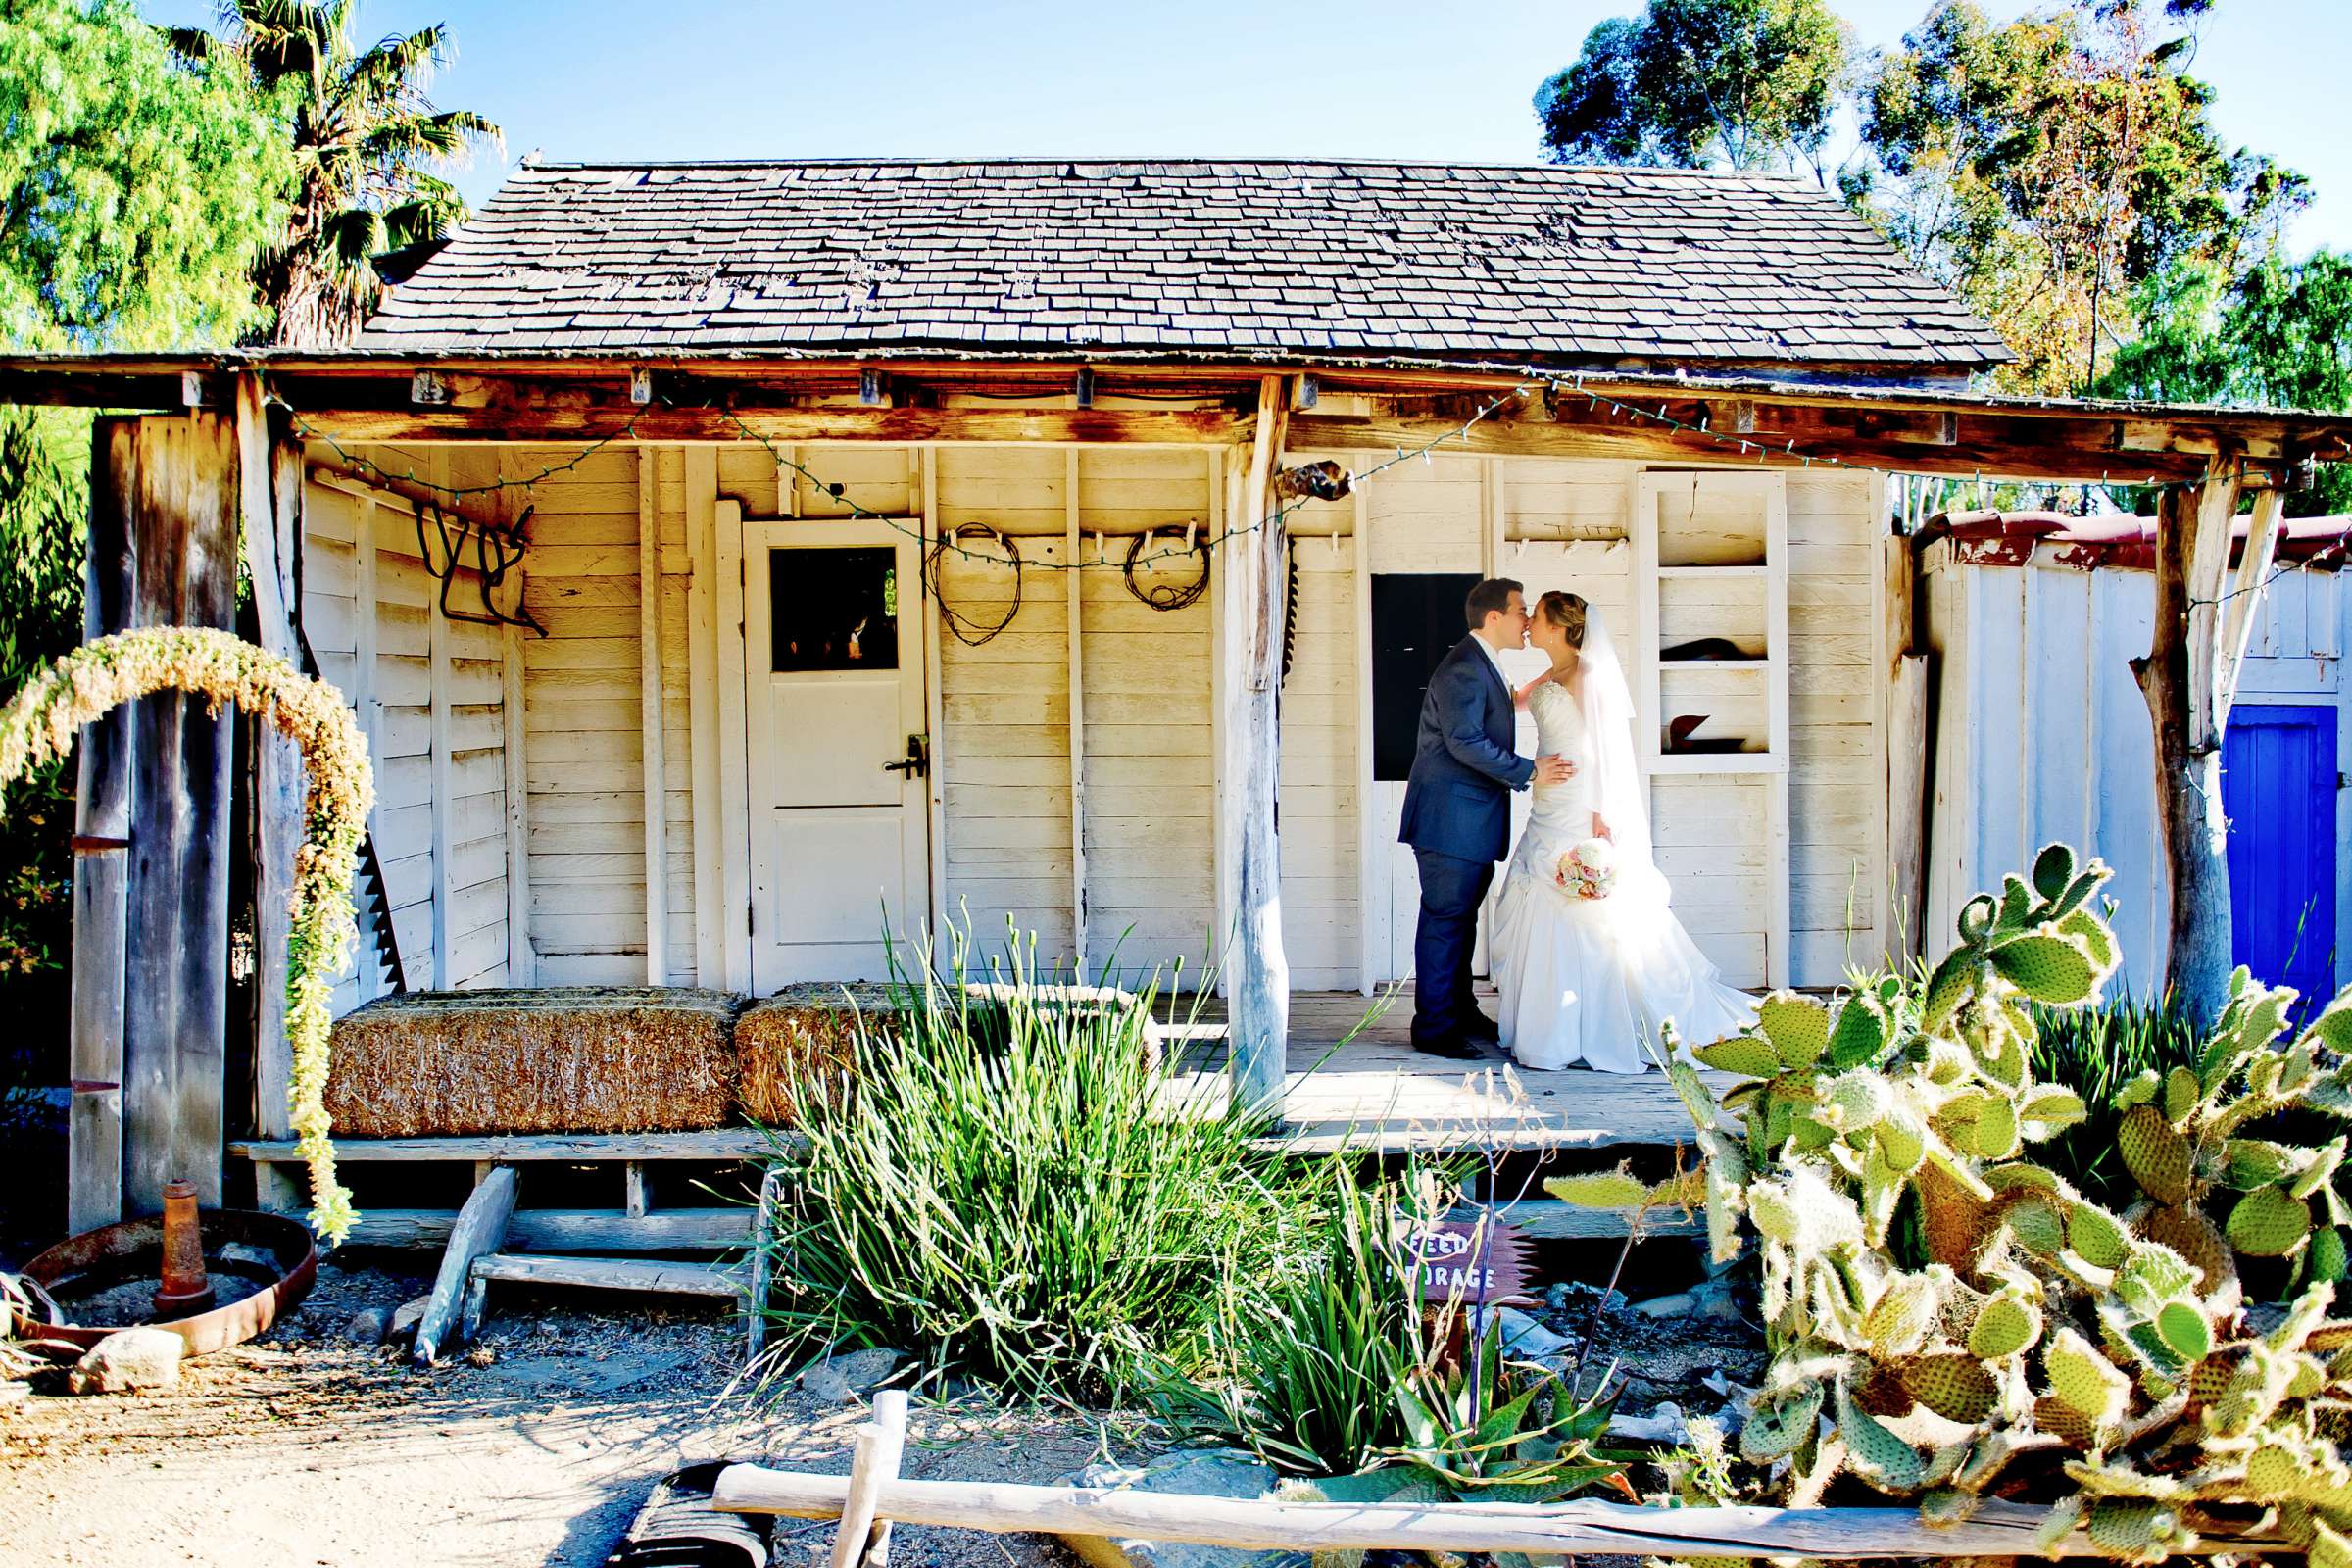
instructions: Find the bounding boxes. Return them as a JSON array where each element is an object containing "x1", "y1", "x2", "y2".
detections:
[{"x1": 12, "y1": 158, "x2": 2352, "y2": 1242}]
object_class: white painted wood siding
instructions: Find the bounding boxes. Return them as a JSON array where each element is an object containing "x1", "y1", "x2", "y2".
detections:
[
  {"x1": 302, "y1": 451, "x2": 512, "y2": 1011},
  {"x1": 1921, "y1": 544, "x2": 2348, "y2": 997}
]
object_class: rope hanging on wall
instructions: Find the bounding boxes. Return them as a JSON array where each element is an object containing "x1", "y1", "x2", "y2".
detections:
[
  {"x1": 414, "y1": 502, "x2": 545, "y2": 636},
  {"x1": 925, "y1": 522, "x2": 1023, "y2": 646},
  {"x1": 1121, "y1": 527, "x2": 1211, "y2": 612}
]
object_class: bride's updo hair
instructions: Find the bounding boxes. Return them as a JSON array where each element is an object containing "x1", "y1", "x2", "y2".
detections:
[{"x1": 1535, "y1": 590, "x2": 1589, "y2": 648}]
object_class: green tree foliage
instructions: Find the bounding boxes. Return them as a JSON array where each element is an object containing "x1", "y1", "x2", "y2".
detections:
[
  {"x1": 2098, "y1": 252, "x2": 2352, "y2": 514},
  {"x1": 1535, "y1": 0, "x2": 1853, "y2": 174},
  {"x1": 1844, "y1": 0, "x2": 2304, "y2": 394},
  {"x1": 168, "y1": 0, "x2": 500, "y2": 347},
  {"x1": 0, "y1": 0, "x2": 293, "y2": 1079}
]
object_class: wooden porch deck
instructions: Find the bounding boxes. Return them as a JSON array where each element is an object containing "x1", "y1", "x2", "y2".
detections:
[{"x1": 1163, "y1": 990, "x2": 1727, "y2": 1154}]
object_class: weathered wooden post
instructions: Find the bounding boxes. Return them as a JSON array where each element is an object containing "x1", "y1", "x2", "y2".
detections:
[
  {"x1": 67, "y1": 420, "x2": 137, "y2": 1232},
  {"x1": 70, "y1": 411, "x2": 241, "y2": 1218},
  {"x1": 1224, "y1": 375, "x2": 1291, "y2": 1116},
  {"x1": 2135, "y1": 466, "x2": 2258, "y2": 1030}
]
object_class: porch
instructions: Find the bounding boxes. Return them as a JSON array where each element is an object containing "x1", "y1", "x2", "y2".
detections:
[{"x1": 228, "y1": 990, "x2": 1724, "y2": 1249}]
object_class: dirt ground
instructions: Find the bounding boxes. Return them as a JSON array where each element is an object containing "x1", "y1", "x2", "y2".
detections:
[{"x1": 0, "y1": 1251, "x2": 1115, "y2": 1568}]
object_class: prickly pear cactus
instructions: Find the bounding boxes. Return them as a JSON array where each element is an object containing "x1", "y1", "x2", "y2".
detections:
[{"x1": 1556, "y1": 844, "x2": 2352, "y2": 1562}]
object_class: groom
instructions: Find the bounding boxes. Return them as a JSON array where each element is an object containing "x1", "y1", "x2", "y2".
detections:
[{"x1": 1397, "y1": 579, "x2": 1573, "y2": 1058}]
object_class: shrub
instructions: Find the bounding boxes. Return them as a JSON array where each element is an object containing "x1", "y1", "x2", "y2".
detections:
[
  {"x1": 1158, "y1": 1158, "x2": 1624, "y2": 1503},
  {"x1": 1562, "y1": 844, "x2": 2352, "y2": 1562},
  {"x1": 754, "y1": 924, "x2": 1310, "y2": 1402}
]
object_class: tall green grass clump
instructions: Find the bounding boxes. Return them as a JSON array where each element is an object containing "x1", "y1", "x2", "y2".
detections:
[{"x1": 755, "y1": 922, "x2": 1311, "y2": 1402}]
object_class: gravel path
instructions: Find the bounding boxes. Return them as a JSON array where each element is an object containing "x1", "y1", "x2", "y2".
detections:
[{"x1": 0, "y1": 1251, "x2": 1107, "y2": 1568}]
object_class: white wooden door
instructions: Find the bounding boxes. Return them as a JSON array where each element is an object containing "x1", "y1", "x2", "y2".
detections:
[{"x1": 745, "y1": 519, "x2": 930, "y2": 988}]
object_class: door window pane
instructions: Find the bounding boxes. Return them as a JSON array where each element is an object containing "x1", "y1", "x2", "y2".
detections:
[
  {"x1": 771, "y1": 547, "x2": 900, "y2": 671},
  {"x1": 1370, "y1": 573, "x2": 1482, "y2": 780}
]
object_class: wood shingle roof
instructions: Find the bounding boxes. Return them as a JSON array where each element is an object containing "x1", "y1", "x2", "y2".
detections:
[{"x1": 358, "y1": 158, "x2": 2012, "y2": 371}]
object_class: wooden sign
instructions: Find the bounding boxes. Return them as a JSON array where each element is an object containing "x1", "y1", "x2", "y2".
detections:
[{"x1": 1395, "y1": 1216, "x2": 1532, "y2": 1306}]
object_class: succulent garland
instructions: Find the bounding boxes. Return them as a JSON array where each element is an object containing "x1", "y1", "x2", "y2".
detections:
[
  {"x1": 1562, "y1": 844, "x2": 2352, "y2": 1564},
  {"x1": 0, "y1": 627, "x2": 370, "y2": 1243}
]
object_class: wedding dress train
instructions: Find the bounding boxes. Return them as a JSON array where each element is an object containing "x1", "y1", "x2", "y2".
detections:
[{"x1": 1490, "y1": 620, "x2": 1755, "y2": 1073}]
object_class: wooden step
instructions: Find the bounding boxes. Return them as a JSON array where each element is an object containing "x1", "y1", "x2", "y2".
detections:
[{"x1": 470, "y1": 1252, "x2": 744, "y2": 1298}]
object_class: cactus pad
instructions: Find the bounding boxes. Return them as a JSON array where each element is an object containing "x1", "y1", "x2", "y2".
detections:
[
  {"x1": 1835, "y1": 1376, "x2": 1926, "y2": 1491},
  {"x1": 2067, "y1": 1202, "x2": 2132, "y2": 1271},
  {"x1": 1968, "y1": 1294, "x2": 2044, "y2": 1360},
  {"x1": 2228, "y1": 1184, "x2": 2315, "y2": 1258},
  {"x1": 1829, "y1": 993, "x2": 1891, "y2": 1069},
  {"x1": 1739, "y1": 1382, "x2": 1821, "y2": 1463},
  {"x1": 1900, "y1": 1353, "x2": 2001, "y2": 1424},
  {"x1": 1989, "y1": 934, "x2": 2095, "y2": 1004},
  {"x1": 2312, "y1": 1226, "x2": 2348, "y2": 1284},
  {"x1": 2085, "y1": 1499, "x2": 2193, "y2": 1564},
  {"x1": 2033, "y1": 843, "x2": 2078, "y2": 901},
  {"x1": 1693, "y1": 1034, "x2": 1784, "y2": 1079},
  {"x1": 2044, "y1": 1328, "x2": 2131, "y2": 1432},
  {"x1": 2154, "y1": 1299, "x2": 2213, "y2": 1362},
  {"x1": 1544, "y1": 1170, "x2": 1651, "y2": 1209},
  {"x1": 1757, "y1": 992, "x2": 1831, "y2": 1069},
  {"x1": 2117, "y1": 1103, "x2": 2195, "y2": 1205}
]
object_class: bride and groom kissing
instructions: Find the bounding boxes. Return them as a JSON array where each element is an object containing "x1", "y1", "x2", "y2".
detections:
[{"x1": 1397, "y1": 579, "x2": 1754, "y2": 1072}]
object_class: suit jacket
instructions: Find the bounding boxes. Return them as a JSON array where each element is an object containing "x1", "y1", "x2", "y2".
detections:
[{"x1": 1397, "y1": 635, "x2": 1534, "y2": 862}]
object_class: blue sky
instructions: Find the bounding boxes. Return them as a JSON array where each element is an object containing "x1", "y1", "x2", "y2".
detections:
[{"x1": 145, "y1": 0, "x2": 2352, "y2": 254}]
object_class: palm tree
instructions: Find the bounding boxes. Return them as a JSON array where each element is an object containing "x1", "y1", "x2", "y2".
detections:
[{"x1": 167, "y1": 2, "x2": 500, "y2": 347}]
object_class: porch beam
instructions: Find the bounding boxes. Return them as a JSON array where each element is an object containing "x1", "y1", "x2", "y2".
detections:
[
  {"x1": 1065, "y1": 448, "x2": 1089, "y2": 972},
  {"x1": 1287, "y1": 411, "x2": 2215, "y2": 486},
  {"x1": 1226, "y1": 375, "x2": 1291, "y2": 1116},
  {"x1": 283, "y1": 404, "x2": 1251, "y2": 448}
]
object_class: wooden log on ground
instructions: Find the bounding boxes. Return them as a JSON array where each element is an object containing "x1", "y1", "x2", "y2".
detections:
[
  {"x1": 413, "y1": 1163, "x2": 517, "y2": 1364},
  {"x1": 122, "y1": 412, "x2": 238, "y2": 1212},
  {"x1": 831, "y1": 1391, "x2": 909, "y2": 1568},
  {"x1": 709, "y1": 1467, "x2": 2264, "y2": 1560},
  {"x1": 302, "y1": 1205, "x2": 754, "y2": 1251},
  {"x1": 68, "y1": 418, "x2": 137, "y2": 1232}
]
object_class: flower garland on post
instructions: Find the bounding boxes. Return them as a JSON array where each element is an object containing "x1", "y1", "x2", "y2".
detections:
[{"x1": 0, "y1": 627, "x2": 371, "y2": 1243}]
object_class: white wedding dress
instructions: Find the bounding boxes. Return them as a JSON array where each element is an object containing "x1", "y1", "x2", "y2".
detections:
[{"x1": 1490, "y1": 618, "x2": 1755, "y2": 1073}]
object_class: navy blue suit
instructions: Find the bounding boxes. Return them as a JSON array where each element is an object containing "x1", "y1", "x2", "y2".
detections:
[{"x1": 1397, "y1": 636, "x2": 1534, "y2": 1045}]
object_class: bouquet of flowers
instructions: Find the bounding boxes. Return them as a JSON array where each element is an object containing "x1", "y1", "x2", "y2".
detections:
[{"x1": 1554, "y1": 837, "x2": 1616, "y2": 901}]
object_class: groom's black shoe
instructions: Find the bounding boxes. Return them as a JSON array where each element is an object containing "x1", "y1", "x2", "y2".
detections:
[
  {"x1": 1458, "y1": 1010, "x2": 1501, "y2": 1045},
  {"x1": 1412, "y1": 1032, "x2": 1486, "y2": 1060}
]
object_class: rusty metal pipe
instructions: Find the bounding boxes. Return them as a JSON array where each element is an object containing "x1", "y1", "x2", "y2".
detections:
[{"x1": 152, "y1": 1178, "x2": 216, "y2": 1317}]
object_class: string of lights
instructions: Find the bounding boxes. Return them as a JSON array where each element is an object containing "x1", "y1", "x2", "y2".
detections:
[{"x1": 268, "y1": 368, "x2": 2333, "y2": 618}]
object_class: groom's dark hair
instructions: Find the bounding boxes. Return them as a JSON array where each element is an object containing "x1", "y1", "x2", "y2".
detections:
[{"x1": 1464, "y1": 578, "x2": 1523, "y2": 630}]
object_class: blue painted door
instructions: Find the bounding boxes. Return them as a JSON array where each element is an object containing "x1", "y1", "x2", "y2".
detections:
[{"x1": 2223, "y1": 704, "x2": 2338, "y2": 1018}]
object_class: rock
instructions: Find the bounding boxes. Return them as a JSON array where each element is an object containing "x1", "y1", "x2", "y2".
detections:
[
  {"x1": 797, "y1": 1347, "x2": 904, "y2": 1403},
  {"x1": 1494, "y1": 1306, "x2": 1574, "y2": 1370},
  {"x1": 344, "y1": 1307, "x2": 390, "y2": 1346},
  {"x1": 1608, "y1": 1401, "x2": 1689, "y2": 1444},
  {"x1": 1634, "y1": 1290, "x2": 1697, "y2": 1319},
  {"x1": 386, "y1": 1295, "x2": 430, "y2": 1345},
  {"x1": 65, "y1": 1329, "x2": 185, "y2": 1395},
  {"x1": 466, "y1": 1345, "x2": 497, "y2": 1368}
]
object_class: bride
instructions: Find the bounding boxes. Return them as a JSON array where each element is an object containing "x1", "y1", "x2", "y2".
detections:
[{"x1": 1490, "y1": 590, "x2": 1755, "y2": 1072}]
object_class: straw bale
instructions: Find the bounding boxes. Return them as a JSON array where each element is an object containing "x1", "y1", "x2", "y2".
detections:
[
  {"x1": 733, "y1": 983, "x2": 905, "y2": 1127},
  {"x1": 324, "y1": 987, "x2": 744, "y2": 1137}
]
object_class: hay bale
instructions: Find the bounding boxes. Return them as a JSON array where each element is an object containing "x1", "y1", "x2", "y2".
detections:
[
  {"x1": 324, "y1": 987, "x2": 742, "y2": 1137},
  {"x1": 733, "y1": 982, "x2": 904, "y2": 1127}
]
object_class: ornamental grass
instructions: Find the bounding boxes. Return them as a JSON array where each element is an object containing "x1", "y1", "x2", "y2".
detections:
[
  {"x1": 0, "y1": 626, "x2": 370, "y2": 1242},
  {"x1": 751, "y1": 922, "x2": 1317, "y2": 1402}
]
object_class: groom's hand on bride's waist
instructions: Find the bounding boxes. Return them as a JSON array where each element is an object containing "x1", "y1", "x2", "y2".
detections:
[{"x1": 1534, "y1": 754, "x2": 1575, "y2": 784}]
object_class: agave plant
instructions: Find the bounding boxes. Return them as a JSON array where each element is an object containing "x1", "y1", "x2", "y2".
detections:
[
  {"x1": 1560, "y1": 844, "x2": 2352, "y2": 1564},
  {"x1": 167, "y1": 1, "x2": 500, "y2": 345}
]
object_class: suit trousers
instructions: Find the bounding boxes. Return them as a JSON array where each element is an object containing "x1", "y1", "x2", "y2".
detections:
[{"x1": 1411, "y1": 847, "x2": 1494, "y2": 1044}]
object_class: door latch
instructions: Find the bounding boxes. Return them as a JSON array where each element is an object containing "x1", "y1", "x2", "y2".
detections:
[{"x1": 883, "y1": 733, "x2": 930, "y2": 780}]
